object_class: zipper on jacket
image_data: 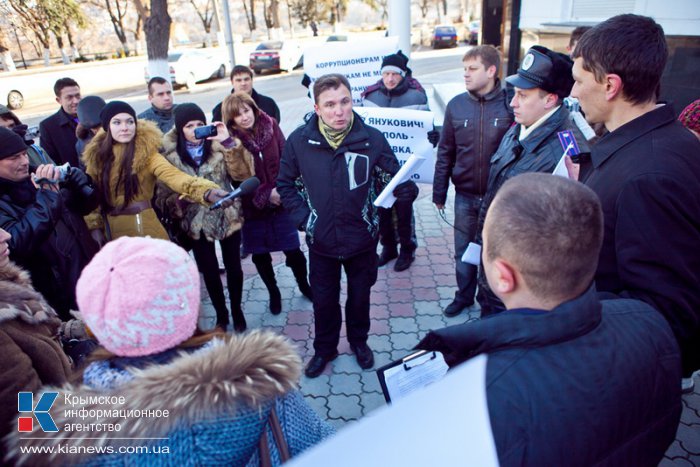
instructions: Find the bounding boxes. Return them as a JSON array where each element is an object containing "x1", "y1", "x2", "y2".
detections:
[{"x1": 479, "y1": 99, "x2": 484, "y2": 195}]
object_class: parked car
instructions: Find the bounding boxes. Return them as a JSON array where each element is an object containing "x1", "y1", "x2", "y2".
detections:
[
  {"x1": 144, "y1": 48, "x2": 227, "y2": 89},
  {"x1": 466, "y1": 20, "x2": 480, "y2": 45},
  {"x1": 431, "y1": 25, "x2": 458, "y2": 49},
  {"x1": 326, "y1": 34, "x2": 348, "y2": 42},
  {"x1": 0, "y1": 83, "x2": 24, "y2": 109},
  {"x1": 249, "y1": 41, "x2": 303, "y2": 75}
]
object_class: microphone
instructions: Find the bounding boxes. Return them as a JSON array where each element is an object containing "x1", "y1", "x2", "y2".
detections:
[{"x1": 209, "y1": 176, "x2": 260, "y2": 210}]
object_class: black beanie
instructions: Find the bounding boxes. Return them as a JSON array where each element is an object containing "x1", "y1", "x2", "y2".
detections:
[
  {"x1": 100, "y1": 101, "x2": 137, "y2": 131},
  {"x1": 381, "y1": 50, "x2": 410, "y2": 76},
  {"x1": 174, "y1": 103, "x2": 207, "y2": 134},
  {"x1": 78, "y1": 95, "x2": 107, "y2": 130},
  {"x1": 0, "y1": 127, "x2": 28, "y2": 160}
]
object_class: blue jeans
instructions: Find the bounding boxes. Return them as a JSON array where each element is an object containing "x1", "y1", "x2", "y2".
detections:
[{"x1": 453, "y1": 192, "x2": 481, "y2": 306}]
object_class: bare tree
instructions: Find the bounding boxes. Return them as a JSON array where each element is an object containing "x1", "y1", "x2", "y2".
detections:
[
  {"x1": 415, "y1": 0, "x2": 430, "y2": 19},
  {"x1": 95, "y1": 0, "x2": 133, "y2": 56},
  {"x1": 288, "y1": 0, "x2": 319, "y2": 28},
  {"x1": 0, "y1": 30, "x2": 17, "y2": 72},
  {"x1": 188, "y1": 0, "x2": 215, "y2": 46},
  {"x1": 134, "y1": 0, "x2": 171, "y2": 79},
  {"x1": 242, "y1": 0, "x2": 256, "y2": 33}
]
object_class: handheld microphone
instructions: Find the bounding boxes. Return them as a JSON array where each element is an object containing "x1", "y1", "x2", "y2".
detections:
[{"x1": 209, "y1": 176, "x2": 260, "y2": 210}]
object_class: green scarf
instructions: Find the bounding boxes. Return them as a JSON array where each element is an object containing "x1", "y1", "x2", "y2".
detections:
[{"x1": 318, "y1": 113, "x2": 354, "y2": 149}]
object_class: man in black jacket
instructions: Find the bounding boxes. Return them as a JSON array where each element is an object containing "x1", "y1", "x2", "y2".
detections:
[
  {"x1": 475, "y1": 45, "x2": 588, "y2": 316},
  {"x1": 572, "y1": 14, "x2": 700, "y2": 392},
  {"x1": 278, "y1": 73, "x2": 411, "y2": 378},
  {"x1": 0, "y1": 127, "x2": 98, "y2": 320},
  {"x1": 39, "y1": 78, "x2": 82, "y2": 167},
  {"x1": 212, "y1": 65, "x2": 280, "y2": 123},
  {"x1": 417, "y1": 173, "x2": 681, "y2": 466},
  {"x1": 433, "y1": 45, "x2": 512, "y2": 317}
]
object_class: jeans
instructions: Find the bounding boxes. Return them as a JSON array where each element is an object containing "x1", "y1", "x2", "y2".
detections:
[
  {"x1": 309, "y1": 249, "x2": 378, "y2": 356},
  {"x1": 453, "y1": 192, "x2": 481, "y2": 306}
]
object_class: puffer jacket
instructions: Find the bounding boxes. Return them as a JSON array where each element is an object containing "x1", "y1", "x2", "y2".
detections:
[
  {"x1": 277, "y1": 112, "x2": 400, "y2": 258},
  {"x1": 4, "y1": 330, "x2": 333, "y2": 466},
  {"x1": 416, "y1": 286, "x2": 682, "y2": 467},
  {"x1": 156, "y1": 129, "x2": 253, "y2": 241},
  {"x1": 361, "y1": 76, "x2": 429, "y2": 110},
  {"x1": 433, "y1": 81, "x2": 513, "y2": 203},
  {"x1": 0, "y1": 175, "x2": 98, "y2": 318}
]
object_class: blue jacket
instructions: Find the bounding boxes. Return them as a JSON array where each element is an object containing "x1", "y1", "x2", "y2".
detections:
[
  {"x1": 417, "y1": 286, "x2": 682, "y2": 467},
  {"x1": 277, "y1": 112, "x2": 400, "y2": 258},
  {"x1": 6, "y1": 331, "x2": 334, "y2": 466}
]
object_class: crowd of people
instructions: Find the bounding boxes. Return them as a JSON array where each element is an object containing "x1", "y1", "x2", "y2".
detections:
[{"x1": 0, "y1": 12, "x2": 699, "y2": 466}]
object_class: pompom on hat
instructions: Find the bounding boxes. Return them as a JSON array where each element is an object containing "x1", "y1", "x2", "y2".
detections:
[{"x1": 76, "y1": 236, "x2": 201, "y2": 357}]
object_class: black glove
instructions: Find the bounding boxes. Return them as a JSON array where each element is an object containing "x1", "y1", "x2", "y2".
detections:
[
  {"x1": 62, "y1": 167, "x2": 95, "y2": 198},
  {"x1": 427, "y1": 129, "x2": 440, "y2": 147},
  {"x1": 393, "y1": 180, "x2": 419, "y2": 202}
]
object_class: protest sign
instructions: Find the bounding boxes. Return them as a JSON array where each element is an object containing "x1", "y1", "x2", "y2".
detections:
[
  {"x1": 355, "y1": 106, "x2": 436, "y2": 184},
  {"x1": 303, "y1": 37, "x2": 399, "y2": 104}
]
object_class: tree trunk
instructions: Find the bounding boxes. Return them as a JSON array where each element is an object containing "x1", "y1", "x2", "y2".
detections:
[
  {"x1": 0, "y1": 51, "x2": 17, "y2": 72},
  {"x1": 144, "y1": 0, "x2": 172, "y2": 79},
  {"x1": 43, "y1": 48, "x2": 51, "y2": 67}
]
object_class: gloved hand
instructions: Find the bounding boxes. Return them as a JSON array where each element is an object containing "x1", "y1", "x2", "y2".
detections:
[
  {"x1": 393, "y1": 180, "x2": 419, "y2": 202},
  {"x1": 63, "y1": 167, "x2": 91, "y2": 190},
  {"x1": 427, "y1": 129, "x2": 440, "y2": 147}
]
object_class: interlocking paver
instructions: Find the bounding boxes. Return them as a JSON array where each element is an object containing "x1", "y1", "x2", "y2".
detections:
[
  {"x1": 388, "y1": 316, "x2": 418, "y2": 333},
  {"x1": 327, "y1": 394, "x2": 363, "y2": 420},
  {"x1": 390, "y1": 332, "x2": 420, "y2": 351},
  {"x1": 329, "y1": 373, "x2": 363, "y2": 396},
  {"x1": 360, "y1": 392, "x2": 387, "y2": 416},
  {"x1": 367, "y1": 334, "x2": 393, "y2": 353}
]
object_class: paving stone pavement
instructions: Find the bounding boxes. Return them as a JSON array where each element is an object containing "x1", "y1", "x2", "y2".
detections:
[{"x1": 193, "y1": 84, "x2": 699, "y2": 464}]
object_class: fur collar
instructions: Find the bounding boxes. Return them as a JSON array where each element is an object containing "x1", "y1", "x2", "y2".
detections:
[
  {"x1": 4, "y1": 330, "x2": 301, "y2": 465},
  {"x1": 0, "y1": 261, "x2": 59, "y2": 326},
  {"x1": 230, "y1": 111, "x2": 275, "y2": 154},
  {"x1": 82, "y1": 119, "x2": 164, "y2": 178}
]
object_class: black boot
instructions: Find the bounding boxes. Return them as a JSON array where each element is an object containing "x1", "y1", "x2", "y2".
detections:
[
  {"x1": 285, "y1": 249, "x2": 312, "y2": 300},
  {"x1": 253, "y1": 253, "x2": 282, "y2": 314},
  {"x1": 231, "y1": 307, "x2": 247, "y2": 332}
]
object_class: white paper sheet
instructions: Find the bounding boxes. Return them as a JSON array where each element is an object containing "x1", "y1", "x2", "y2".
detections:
[
  {"x1": 383, "y1": 351, "x2": 449, "y2": 402},
  {"x1": 552, "y1": 142, "x2": 574, "y2": 178},
  {"x1": 461, "y1": 242, "x2": 482, "y2": 265},
  {"x1": 288, "y1": 355, "x2": 499, "y2": 467},
  {"x1": 373, "y1": 153, "x2": 426, "y2": 209}
]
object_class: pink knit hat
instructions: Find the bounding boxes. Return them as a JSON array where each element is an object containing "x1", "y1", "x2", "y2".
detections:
[{"x1": 76, "y1": 236, "x2": 201, "y2": 357}]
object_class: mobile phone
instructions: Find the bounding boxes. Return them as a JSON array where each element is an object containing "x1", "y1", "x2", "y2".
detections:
[{"x1": 194, "y1": 125, "x2": 217, "y2": 139}]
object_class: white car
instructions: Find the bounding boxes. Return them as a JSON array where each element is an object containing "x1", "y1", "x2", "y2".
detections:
[
  {"x1": 0, "y1": 82, "x2": 24, "y2": 109},
  {"x1": 145, "y1": 48, "x2": 227, "y2": 89}
]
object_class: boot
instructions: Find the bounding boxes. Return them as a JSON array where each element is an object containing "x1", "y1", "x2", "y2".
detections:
[
  {"x1": 253, "y1": 253, "x2": 282, "y2": 314},
  {"x1": 286, "y1": 249, "x2": 313, "y2": 300},
  {"x1": 378, "y1": 245, "x2": 398, "y2": 267},
  {"x1": 231, "y1": 307, "x2": 247, "y2": 332}
]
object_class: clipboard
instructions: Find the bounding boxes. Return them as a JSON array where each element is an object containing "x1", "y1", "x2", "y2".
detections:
[{"x1": 376, "y1": 350, "x2": 449, "y2": 403}]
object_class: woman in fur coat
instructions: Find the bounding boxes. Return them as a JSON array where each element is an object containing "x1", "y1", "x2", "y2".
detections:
[
  {"x1": 222, "y1": 92, "x2": 311, "y2": 315},
  {"x1": 4, "y1": 236, "x2": 334, "y2": 466},
  {"x1": 156, "y1": 103, "x2": 253, "y2": 333},
  {"x1": 0, "y1": 227, "x2": 73, "y2": 443},
  {"x1": 81, "y1": 101, "x2": 231, "y2": 244}
]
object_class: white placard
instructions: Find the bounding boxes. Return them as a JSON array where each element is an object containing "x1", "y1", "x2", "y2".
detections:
[
  {"x1": 288, "y1": 355, "x2": 498, "y2": 467},
  {"x1": 374, "y1": 153, "x2": 426, "y2": 208},
  {"x1": 355, "y1": 106, "x2": 436, "y2": 184},
  {"x1": 303, "y1": 37, "x2": 399, "y2": 104}
]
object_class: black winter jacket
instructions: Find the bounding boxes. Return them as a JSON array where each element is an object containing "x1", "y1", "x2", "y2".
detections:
[
  {"x1": 417, "y1": 286, "x2": 682, "y2": 467},
  {"x1": 580, "y1": 104, "x2": 700, "y2": 376},
  {"x1": 361, "y1": 76, "x2": 429, "y2": 110},
  {"x1": 39, "y1": 108, "x2": 80, "y2": 167},
  {"x1": 277, "y1": 112, "x2": 400, "y2": 258},
  {"x1": 433, "y1": 82, "x2": 512, "y2": 202},
  {"x1": 0, "y1": 175, "x2": 98, "y2": 319}
]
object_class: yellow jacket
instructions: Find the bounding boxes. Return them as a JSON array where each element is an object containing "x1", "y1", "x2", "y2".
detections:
[{"x1": 82, "y1": 120, "x2": 219, "y2": 238}]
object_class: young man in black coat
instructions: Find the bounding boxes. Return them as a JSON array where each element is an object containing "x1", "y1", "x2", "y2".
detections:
[
  {"x1": 571, "y1": 14, "x2": 700, "y2": 392},
  {"x1": 212, "y1": 65, "x2": 280, "y2": 123},
  {"x1": 278, "y1": 73, "x2": 414, "y2": 378},
  {"x1": 39, "y1": 78, "x2": 82, "y2": 167},
  {"x1": 418, "y1": 173, "x2": 681, "y2": 466}
]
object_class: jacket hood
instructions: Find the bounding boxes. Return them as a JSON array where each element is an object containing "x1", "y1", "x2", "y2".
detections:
[
  {"x1": 82, "y1": 119, "x2": 164, "y2": 177},
  {"x1": 0, "y1": 261, "x2": 59, "y2": 326},
  {"x1": 4, "y1": 330, "x2": 302, "y2": 465}
]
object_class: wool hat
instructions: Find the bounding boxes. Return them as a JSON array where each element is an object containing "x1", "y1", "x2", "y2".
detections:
[
  {"x1": 76, "y1": 236, "x2": 201, "y2": 357},
  {"x1": 0, "y1": 104, "x2": 21, "y2": 126},
  {"x1": 506, "y1": 46, "x2": 574, "y2": 99},
  {"x1": 678, "y1": 99, "x2": 700, "y2": 133},
  {"x1": 0, "y1": 126, "x2": 28, "y2": 160},
  {"x1": 100, "y1": 100, "x2": 137, "y2": 131},
  {"x1": 77, "y1": 95, "x2": 107, "y2": 130},
  {"x1": 381, "y1": 50, "x2": 410, "y2": 77},
  {"x1": 174, "y1": 103, "x2": 207, "y2": 134}
]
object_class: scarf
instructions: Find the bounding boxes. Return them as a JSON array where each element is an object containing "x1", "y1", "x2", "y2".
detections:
[
  {"x1": 318, "y1": 113, "x2": 354, "y2": 149},
  {"x1": 185, "y1": 140, "x2": 204, "y2": 166},
  {"x1": 231, "y1": 110, "x2": 275, "y2": 154}
]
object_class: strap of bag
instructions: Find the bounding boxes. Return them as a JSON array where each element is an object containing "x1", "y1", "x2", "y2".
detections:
[{"x1": 258, "y1": 405, "x2": 290, "y2": 467}]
